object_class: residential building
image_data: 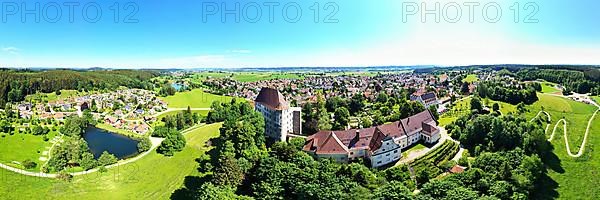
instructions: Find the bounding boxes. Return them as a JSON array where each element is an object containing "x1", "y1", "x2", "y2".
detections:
[
  {"x1": 410, "y1": 92, "x2": 439, "y2": 108},
  {"x1": 254, "y1": 87, "x2": 302, "y2": 141},
  {"x1": 303, "y1": 110, "x2": 440, "y2": 168}
]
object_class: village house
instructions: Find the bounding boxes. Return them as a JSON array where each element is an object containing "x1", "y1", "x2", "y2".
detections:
[
  {"x1": 410, "y1": 92, "x2": 439, "y2": 108},
  {"x1": 303, "y1": 110, "x2": 441, "y2": 168}
]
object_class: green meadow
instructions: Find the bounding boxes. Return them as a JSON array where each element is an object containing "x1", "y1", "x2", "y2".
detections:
[
  {"x1": 189, "y1": 72, "x2": 303, "y2": 82},
  {"x1": 524, "y1": 93, "x2": 599, "y2": 199},
  {"x1": 540, "y1": 81, "x2": 561, "y2": 94},
  {"x1": 0, "y1": 132, "x2": 58, "y2": 172},
  {"x1": 462, "y1": 74, "x2": 479, "y2": 83},
  {"x1": 0, "y1": 123, "x2": 222, "y2": 200},
  {"x1": 160, "y1": 89, "x2": 242, "y2": 108}
]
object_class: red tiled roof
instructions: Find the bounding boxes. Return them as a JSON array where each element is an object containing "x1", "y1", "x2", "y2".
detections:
[
  {"x1": 304, "y1": 110, "x2": 438, "y2": 156},
  {"x1": 255, "y1": 87, "x2": 289, "y2": 110},
  {"x1": 377, "y1": 121, "x2": 405, "y2": 138},
  {"x1": 315, "y1": 132, "x2": 348, "y2": 154},
  {"x1": 449, "y1": 165, "x2": 466, "y2": 173},
  {"x1": 422, "y1": 122, "x2": 439, "y2": 136},
  {"x1": 402, "y1": 110, "x2": 435, "y2": 134}
]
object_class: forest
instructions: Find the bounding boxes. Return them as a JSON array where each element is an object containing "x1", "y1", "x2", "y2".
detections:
[
  {"x1": 476, "y1": 81, "x2": 539, "y2": 105},
  {"x1": 0, "y1": 69, "x2": 158, "y2": 105},
  {"x1": 516, "y1": 69, "x2": 599, "y2": 94}
]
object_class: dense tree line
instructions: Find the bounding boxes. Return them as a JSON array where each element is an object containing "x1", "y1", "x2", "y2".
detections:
[
  {"x1": 206, "y1": 99, "x2": 254, "y2": 124},
  {"x1": 162, "y1": 106, "x2": 203, "y2": 131},
  {"x1": 476, "y1": 81, "x2": 539, "y2": 105},
  {"x1": 446, "y1": 112, "x2": 550, "y2": 156},
  {"x1": 302, "y1": 92, "x2": 426, "y2": 134},
  {"x1": 0, "y1": 69, "x2": 158, "y2": 105},
  {"x1": 517, "y1": 69, "x2": 599, "y2": 94}
]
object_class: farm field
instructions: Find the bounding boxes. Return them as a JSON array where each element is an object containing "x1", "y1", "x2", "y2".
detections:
[
  {"x1": 0, "y1": 123, "x2": 222, "y2": 200},
  {"x1": 232, "y1": 72, "x2": 303, "y2": 82},
  {"x1": 188, "y1": 72, "x2": 303, "y2": 82},
  {"x1": 462, "y1": 74, "x2": 479, "y2": 83},
  {"x1": 160, "y1": 89, "x2": 242, "y2": 108},
  {"x1": 0, "y1": 132, "x2": 58, "y2": 172},
  {"x1": 524, "y1": 93, "x2": 599, "y2": 199}
]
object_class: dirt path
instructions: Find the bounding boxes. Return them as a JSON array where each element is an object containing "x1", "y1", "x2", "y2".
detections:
[{"x1": 531, "y1": 108, "x2": 599, "y2": 158}]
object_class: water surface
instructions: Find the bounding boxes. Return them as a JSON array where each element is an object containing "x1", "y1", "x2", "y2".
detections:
[{"x1": 83, "y1": 127, "x2": 139, "y2": 159}]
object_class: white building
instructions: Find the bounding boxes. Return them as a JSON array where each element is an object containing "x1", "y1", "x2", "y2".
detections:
[
  {"x1": 303, "y1": 110, "x2": 440, "y2": 168},
  {"x1": 255, "y1": 88, "x2": 302, "y2": 141},
  {"x1": 410, "y1": 92, "x2": 439, "y2": 108}
]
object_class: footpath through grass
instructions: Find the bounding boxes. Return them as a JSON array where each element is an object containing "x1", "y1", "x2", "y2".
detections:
[
  {"x1": 160, "y1": 89, "x2": 241, "y2": 108},
  {"x1": 525, "y1": 93, "x2": 599, "y2": 199},
  {"x1": 0, "y1": 123, "x2": 222, "y2": 200},
  {"x1": 0, "y1": 132, "x2": 58, "y2": 172}
]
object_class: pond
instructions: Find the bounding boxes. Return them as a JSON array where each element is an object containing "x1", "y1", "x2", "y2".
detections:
[
  {"x1": 83, "y1": 127, "x2": 140, "y2": 160},
  {"x1": 171, "y1": 83, "x2": 186, "y2": 91}
]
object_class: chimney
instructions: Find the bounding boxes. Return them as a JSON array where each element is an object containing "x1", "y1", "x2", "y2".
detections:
[{"x1": 355, "y1": 129, "x2": 360, "y2": 139}]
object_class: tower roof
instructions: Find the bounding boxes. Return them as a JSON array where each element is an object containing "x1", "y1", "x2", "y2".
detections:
[{"x1": 255, "y1": 87, "x2": 289, "y2": 110}]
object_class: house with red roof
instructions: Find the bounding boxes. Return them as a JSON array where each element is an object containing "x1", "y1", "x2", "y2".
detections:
[{"x1": 303, "y1": 110, "x2": 440, "y2": 168}]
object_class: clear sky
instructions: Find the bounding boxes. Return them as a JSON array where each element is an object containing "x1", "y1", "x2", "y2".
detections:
[{"x1": 1, "y1": 0, "x2": 599, "y2": 68}]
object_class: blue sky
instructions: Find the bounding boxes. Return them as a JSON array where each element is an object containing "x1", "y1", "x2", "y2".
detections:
[{"x1": 1, "y1": 0, "x2": 599, "y2": 68}]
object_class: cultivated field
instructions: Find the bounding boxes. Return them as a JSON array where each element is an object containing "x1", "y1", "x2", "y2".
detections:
[
  {"x1": 0, "y1": 123, "x2": 222, "y2": 199},
  {"x1": 189, "y1": 72, "x2": 303, "y2": 82}
]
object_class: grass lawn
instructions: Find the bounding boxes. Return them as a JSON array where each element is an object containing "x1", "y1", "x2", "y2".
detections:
[
  {"x1": 0, "y1": 132, "x2": 57, "y2": 171},
  {"x1": 483, "y1": 98, "x2": 517, "y2": 115},
  {"x1": 439, "y1": 96, "x2": 472, "y2": 127},
  {"x1": 160, "y1": 89, "x2": 243, "y2": 108},
  {"x1": 0, "y1": 123, "x2": 222, "y2": 200},
  {"x1": 402, "y1": 143, "x2": 427, "y2": 157},
  {"x1": 462, "y1": 74, "x2": 479, "y2": 83},
  {"x1": 524, "y1": 93, "x2": 600, "y2": 199},
  {"x1": 591, "y1": 96, "x2": 600, "y2": 104},
  {"x1": 541, "y1": 81, "x2": 561, "y2": 94},
  {"x1": 156, "y1": 110, "x2": 209, "y2": 121}
]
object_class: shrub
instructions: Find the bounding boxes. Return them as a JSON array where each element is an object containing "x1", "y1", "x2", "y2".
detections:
[
  {"x1": 57, "y1": 171, "x2": 73, "y2": 182},
  {"x1": 21, "y1": 159, "x2": 37, "y2": 169},
  {"x1": 98, "y1": 151, "x2": 118, "y2": 166},
  {"x1": 157, "y1": 131, "x2": 186, "y2": 156},
  {"x1": 137, "y1": 137, "x2": 152, "y2": 152}
]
